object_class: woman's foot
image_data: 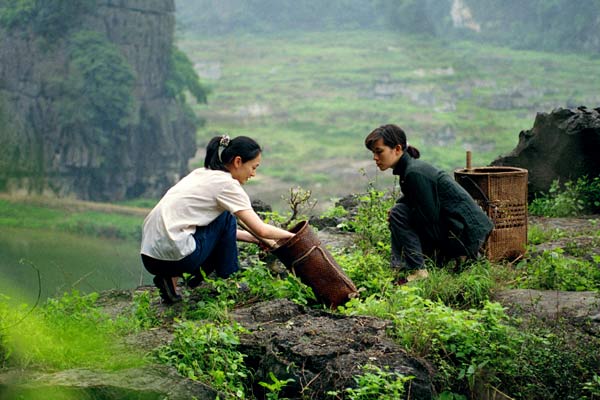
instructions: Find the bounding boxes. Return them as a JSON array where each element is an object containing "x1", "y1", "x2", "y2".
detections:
[{"x1": 153, "y1": 275, "x2": 182, "y2": 304}]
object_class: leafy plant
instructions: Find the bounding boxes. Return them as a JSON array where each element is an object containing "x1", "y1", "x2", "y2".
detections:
[
  {"x1": 166, "y1": 47, "x2": 209, "y2": 104},
  {"x1": 258, "y1": 371, "x2": 295, "y2": 400},
  {"x1": 514, "y1": 249, "x2": 600, "y2": 291},
  {"x1": 529, "y1": 176, "x2": 600, "y2": 217},
  {"x1": 415, "y1": 260, "x2": 493, "y2": 309},
  {"x1": 157, "y1": 320, "x2": 250, "y2": 398},
  {"x1": 0, "y1": 0, "x2": 95, "y2": 39},
  {"x1": 130, "y1": 291, "x2": 161, "y2": 330},
  {"x1": 57, "y1": 30, "x2": 136, "y2": 150},
  {"x1": 350, "y1": 187, "x2": 396, "y2": 253},
  {"x1": 1, "y1": 290, "x2": 145, "y2": 370},
  {"x1": 328, "y1": 364, "x2": 412, "y2": 400}
]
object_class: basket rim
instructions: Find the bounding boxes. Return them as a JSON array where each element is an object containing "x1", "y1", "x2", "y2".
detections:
[{"x1": 454, "y1": 166, "x2": 528, "y2": 175}]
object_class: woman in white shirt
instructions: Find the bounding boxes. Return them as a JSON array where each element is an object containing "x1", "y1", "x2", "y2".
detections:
[{"x1": 141, "y1": 135, "x2": 294, "y2": 303}]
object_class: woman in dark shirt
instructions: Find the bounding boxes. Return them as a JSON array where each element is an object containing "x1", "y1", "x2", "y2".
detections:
[{"x1": 365, "y1": 124, "x2": 493, "y2": 282}]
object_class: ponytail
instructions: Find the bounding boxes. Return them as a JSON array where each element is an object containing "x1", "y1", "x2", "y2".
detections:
[
  {"x1": 365, "y1": 124, "x2": 420, "y2": 159},
  {"x1": 204, "y1": 135, "x2": 262, "y2": 171},
  {"x1": 405, "y1": 145, "x2": 420, "y2": 159}
]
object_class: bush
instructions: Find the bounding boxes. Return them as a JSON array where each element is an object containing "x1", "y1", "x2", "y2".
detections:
[
  {"x1": 55, "y1": 30, "x2": 136, "y2": 149},
  {"x1": 529, "y1": 176, "x2": 600, "y2": 217},
  {"x1": 157, "y1": 321, "x2": 250, "y2": 397},
  {"x1": 0, "y1": 0, "x2": 96, "y2": 39}
]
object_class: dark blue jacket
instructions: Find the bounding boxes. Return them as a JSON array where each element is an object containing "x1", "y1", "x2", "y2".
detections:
[{"x1": 393, "y1": 153, "x2": 493, "y2": 257}]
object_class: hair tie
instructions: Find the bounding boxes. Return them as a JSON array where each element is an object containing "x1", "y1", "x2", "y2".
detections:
[{"x1": 218, "y1": 134, "x2": 230, "y2": 162}]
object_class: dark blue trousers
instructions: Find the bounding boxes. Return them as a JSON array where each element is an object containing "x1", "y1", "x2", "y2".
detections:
[
  {"x1": 389, "y1": 203, "x2": 477, "y2": 270},
  {"x1": 389, "y1": 203, "x2": 425, "y2": 270},
  {"x1": 141, "y1": 211, "x2": 239, "y2": 286}
]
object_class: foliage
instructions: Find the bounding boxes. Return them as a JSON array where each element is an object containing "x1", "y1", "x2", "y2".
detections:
[
  {"x1": 130, "y1": 291, "x2": 161, "y2": 330},
  {"x1": 502, "y1": 322, "x2": 600, "y2": 400},
  {"x1": 0, "y1": 0, "x2": 95, "y2": 39},
  {"x1": 258, "y1": 371, "x2": 295, "y2": 400},
  {"x1": 0, "y1": 290, "x2": 145, "y2": 370},
  {"x1": 0, "y1": 199, "x2": 143, "y2": 241},
  {"x1": 465, "y1": 0, "x2": 600, "y2": 53},
  {"x1": 185, "y1": 30, "x2": 600, "y2": 210},
  {"x1": 513, "y1": 249, "x2": 600, "y2": 291},
  {"x1": 527, "y1": 224, "x2": 566, "y2": 245},
  {"x1": 166, "y1": 47, "x2": 209, "y2": 104},
  {"x1": 529, "y1": 176, "x2": 600, "y2": 217},
  {"x1": 349, "y1": 187, "x2": 396, "y2": 253},
  {"x1": 414, "y1": 260, "x2": 493, "y2": 309},
  {"x1": 341, "y1": 289, "x2": 523, "y2": 394},
  {"x1": 337, "y1": 249, "x2": 396, "y2": 298},
  {"x1": 156, "y1": 320, "x2": 250, "y2": 398},
  {"x1": 55, "y1": 30, "x2": 136, "y2": 150},
  {"x1": 328, "y1": 364, "x2": 412, "y2": 399}
]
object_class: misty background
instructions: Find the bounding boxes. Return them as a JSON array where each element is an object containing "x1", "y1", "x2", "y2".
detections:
[{"x1": 173, "y1": 0, "x2": 600, "y2": 211}]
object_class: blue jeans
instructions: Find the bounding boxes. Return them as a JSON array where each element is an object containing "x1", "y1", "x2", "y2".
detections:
[{"x1": 141, "y1": 211, "x2": 239, "y2": 286}]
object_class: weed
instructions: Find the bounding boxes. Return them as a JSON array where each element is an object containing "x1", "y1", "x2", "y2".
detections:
[
  {"x1": 514, "y1": 249, "x2": 600, "y2": 291},
  {"x1": 328, "y1": 364, "x2": 412, "y2": 400},
  {"x1": 157, "y1": 320, "x2": 250, "y2": 398},
  {"x1": 258, "y1": 371, "x2": 295, "y2": 400},
  {"x1": 529, "y1": 176, "x2": 600, "y2": 217}
]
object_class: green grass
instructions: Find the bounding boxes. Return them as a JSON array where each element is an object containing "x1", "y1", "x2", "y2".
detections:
[
  {"x1": 177, "y1": 30, "x2": 600, "y2": 210},
  {"x1": 0, "y1": 199, "x2": 144, "y2": 241}
]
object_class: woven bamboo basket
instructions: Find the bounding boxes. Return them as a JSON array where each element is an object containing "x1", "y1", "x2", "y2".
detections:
[
  {"x1": 454, "y1": 166, "x2": 528, "y2": 261},
  {"x1": 272, "y1": 221, "x2": 358, "y2": 308}
]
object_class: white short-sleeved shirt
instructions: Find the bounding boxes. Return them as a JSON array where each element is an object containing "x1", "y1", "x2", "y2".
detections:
[{"x1": 140, "y1": 168, "x2": 252, "y2": 260}]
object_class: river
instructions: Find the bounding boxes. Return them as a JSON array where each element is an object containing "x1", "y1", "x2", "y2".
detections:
[{"x1": 0, "y1": 227, "x2": 149, "y2": 304}]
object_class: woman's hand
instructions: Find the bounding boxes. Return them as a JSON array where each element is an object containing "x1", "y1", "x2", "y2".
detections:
[{"x1": 236, "y1": 209, "x2": 294, "y2": 240}]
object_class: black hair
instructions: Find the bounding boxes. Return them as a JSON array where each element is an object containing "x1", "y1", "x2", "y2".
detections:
[
  {"x1": 204, "y1": 135, "x2": 262, "y2": 171},
  {"x1": 364, "y1": 124, "x2": 420, "y2": 159}
]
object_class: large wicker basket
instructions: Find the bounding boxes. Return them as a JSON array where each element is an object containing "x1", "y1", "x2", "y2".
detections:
[
  {"x1": 272, "y1": 221, "x2": 358, "y2": 308},
  {"x1": 454, "y1": 166, "x2": 528, "y2": 261}
]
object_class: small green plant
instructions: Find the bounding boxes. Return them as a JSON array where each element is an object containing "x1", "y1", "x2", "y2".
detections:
[
  {"x1": 259, "y1": 371, "x2": 295, "y2": 400},
  {"x1": 2, "y1": 290, "x2": 145, "y2": 370},
  {"x1": 130, "y1": 291, "x2": 160, "y2": 330},
  {"x1": 350, "y1": 187, "x2": 395, "y2": 253},
  {"x1": 157, "y1": 320, "x2": 250, "y2": 398},
  {"x1": 584, "y1": 374, "x2": 600, "y2": 398},
  {"x1": 529, "y1": 176, "x2": 600, "y2": 217},
  {"x1": 514, "y1": 249, "x2": 600, "y2": 291},
  {"x1": 527, "y1": 224, "x2": 567, "y2": 245},
  {"x1": 166, "y1": 47, "x2": 209, "y2": 104},
  {"x1": 328, "y1": 364, "x2": 412, "y2": 400},
  {"x1": 415, "y1": 260, "x2": 493, "y2": 309}
]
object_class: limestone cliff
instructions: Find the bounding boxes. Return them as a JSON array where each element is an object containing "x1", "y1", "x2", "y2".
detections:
[{"x1": 0, "y1": 0, "x2": 198, "y2": 201}]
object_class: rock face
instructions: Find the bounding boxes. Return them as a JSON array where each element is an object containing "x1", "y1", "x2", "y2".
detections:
[
  {"x1": 232, "y1": 299, "x2": 434, "y2": 399},
  {"x1": 0, "y1": 0, "x2": 196, "y2": 201},
  {"x1": 491, "y1": 107, "x2": 600, "y2": 200}
]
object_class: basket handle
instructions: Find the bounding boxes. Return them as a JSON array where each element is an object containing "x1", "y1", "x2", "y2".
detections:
[{"x1": 456, "y1": 175, "x2": 491, "y2": 207}]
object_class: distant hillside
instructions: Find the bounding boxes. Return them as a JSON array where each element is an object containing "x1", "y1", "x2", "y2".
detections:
[{"x1": 176, "y1": 0, "x2": 600, "y2": 54}]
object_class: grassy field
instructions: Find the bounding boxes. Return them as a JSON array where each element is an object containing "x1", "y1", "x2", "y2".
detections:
[{"x1": 177, "y1": 30, "x2": 600, "y2": 211}]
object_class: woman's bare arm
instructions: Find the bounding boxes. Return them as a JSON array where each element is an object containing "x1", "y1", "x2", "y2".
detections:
[{"x1": 235, "y1": 209, "x2": 294, "y2": 240}]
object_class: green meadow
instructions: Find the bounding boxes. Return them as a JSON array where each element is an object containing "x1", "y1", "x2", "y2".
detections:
[{"x1": 178, "y1": 30, "x2": 600, "y2": 210}]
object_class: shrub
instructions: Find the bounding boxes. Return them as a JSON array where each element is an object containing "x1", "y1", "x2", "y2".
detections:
[
  {"x1": 0, "y1": 0, "x2": 96, "y2": 39},
  {"x1": 157, "y1": 321, "x2": 250, "y2": 398},
  {"x1": 513, "y1": 249, "x2": 600, "y2": 291},
  {"x1": 529, "y1": 176, "x2": 600, "y2": 217}
]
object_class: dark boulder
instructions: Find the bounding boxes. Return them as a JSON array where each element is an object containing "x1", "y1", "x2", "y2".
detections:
[
  {"x1": 232, "y1": 299, "x2": 434, "y2": 399},
  {"x1": 491, "y1": 107, "x2": 600, "y2": 200}
]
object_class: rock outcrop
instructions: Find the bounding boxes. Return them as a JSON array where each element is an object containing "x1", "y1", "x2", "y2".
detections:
[
  {"x1": 491, "y1": 107, "x2": 600, "y2": 200},
  {"x1": 0, "y1": 0, "x2": 197, "y2": 201}
]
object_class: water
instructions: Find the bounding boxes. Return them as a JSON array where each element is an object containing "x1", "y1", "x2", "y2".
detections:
[{"x1": 0, "y1": 227, "x2": 150, "y2": 303}]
